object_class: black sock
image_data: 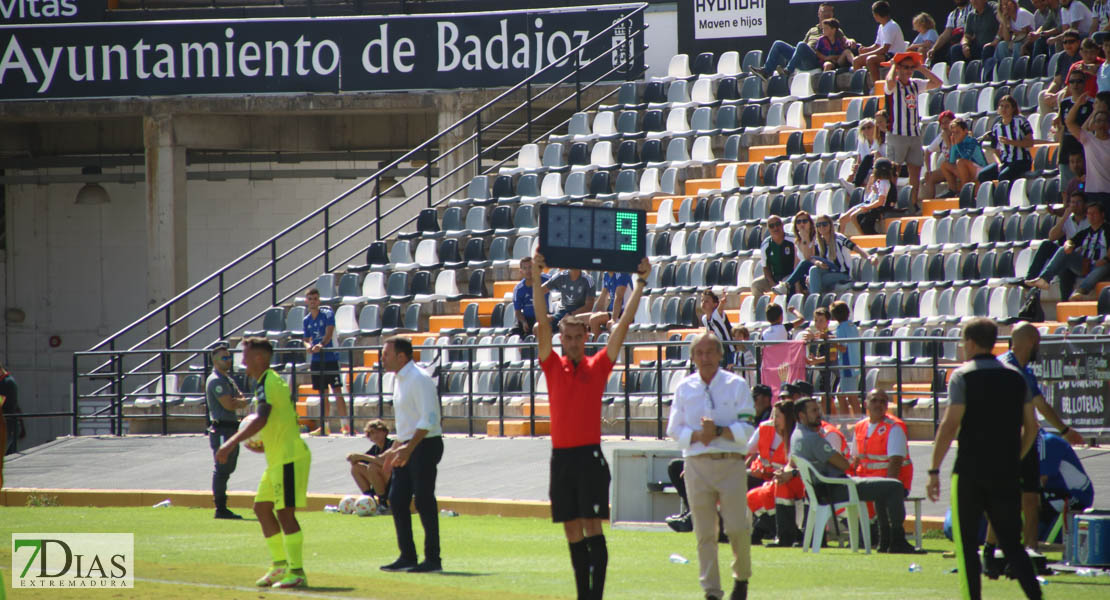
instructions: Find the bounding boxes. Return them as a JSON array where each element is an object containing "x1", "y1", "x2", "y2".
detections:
[
  {"x1": 568, "y1": 539, "x2": 590, "y2": 600},
  {"x1": 585, "y1": 534, "x2": 608, "y2": 600}
]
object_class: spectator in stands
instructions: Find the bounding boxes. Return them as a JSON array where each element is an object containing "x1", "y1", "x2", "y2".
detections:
[
  {"x1": 544, "y1": 268, "x2": 595, "y2": 330},
  {"x1": 1096, "y1": 0, "x2": 1110, "y2": 30},
  {"x1": 853, "y1": 1, "x2": 908, "y2": 84},
  {"x1": 1064, "y1": 151, "x2": 1087, "y2": 203},
  {"x1": 1067, "y1": 38, "x2": 1106, "y2": 98},
  {"x1": 791, "y1": 397, "x2": 920, "y2": 553},
  {"x1": 751, "y1": 2, "x2": 850, "y2": 80},
  {"x1": 1026, "y1": 201, "x2": 1109, "y2": 299},
  {"x1": 884, "y1": 52, "x2": 944, "y2": 214},
  {"x1": 980, "y1": 95, "x2": 1035, "y2": 181},
  {"x1": 942, "y1": 118, "x2": 989, "y2": 195},
  {"x1": 587, "y1": 271, "x2": 631, "y2": 336},
  {"x1": 1059, "y1": 0, "x2": 1098, "y2": 37},
  {"x1": 803, "y1": 307, "x2": 838, "y2": 395},
  {"x1": 762, "y1": 304, "x2": 806, "y2": 342},
  {"x1": 831, "y1": 301, "x2": 861, "y2": 418},
  {"x1": 732, "y1": 326, "x2": 759, "y2": 372},
  {"x1": 1073, "y1": 95, "x2": 1110, "y2": 210},
  {"x1": 746, "y1": 398, "x2": 804, "y2": 548},
  {"x1": 997, "y1": 0, "x2": 1036, "y2": 59},
  {"x1": 956, "y1": 0, "x2": 1001, "y2": 65},
  {"x1": 1098, "y1": 32, "x2": 1110, "y2": 92},
  {"x1": 816, "y1": 18, "x2": 855, "y2": 71},
  {"x1": 512, "y1": 256, "x2": 550, "y2": 337},
  {"x1": 908, "y1": 13, "x2": 940, "y2": 55},
  {"x1": 1029, "y1": 0, "x2": 1064, "y2": 58},
  {"x1": 839, "y1": 158, "x2": 899, "y2": 235},
  {"x1": 923, "y1": 110, "x2": 958, "y2": 200},
  {"x1": 773, "y1": 211, "x2": 818, "y2": 296},
  {"x1": 206, "y1": 343, "x2": 248, "y2": 520},
  {"x1": 929, "y1": 0, "x2": 974, "y2": 65},
  {"x1": 851, "y1": 389, "x2": 914, "y2": 499},
  {"x1": 346, "y1": 419, "x2": 394, "y2": 514},
  {"x1": 303, "y1": 288, "x2": 347, "y2": 436},
  {"x1": 1056, "y1": 72, "x2": 1096, "y2": 190},
  {"x1": 810, "y1": 214, "x2": 878, "y2": 295},
  {"x1": 667, "y1": 333, "x2": 757, "y2": 600},
  {"x1": 1038, "y1": 30, "x2": 1083, "y2": 114},
  {"x1": 751, "y1": 215, "x2": 798, "y2": 299},
  {"x1": 700, "y1": 290, "x2": 734, "y2": 366},
  {"x1": 841, "y1": 118, "x2": 883, "y2": 193},
  {"x1": 1024, "y1": 191, "x2": 1089, "y2": 280}
]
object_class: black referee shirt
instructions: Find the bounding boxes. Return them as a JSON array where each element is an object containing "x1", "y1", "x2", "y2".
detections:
[{"x1": 948, "y1": 354, "x2": 1032, "y2": 481}]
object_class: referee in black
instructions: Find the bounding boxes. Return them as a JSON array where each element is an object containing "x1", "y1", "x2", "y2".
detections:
[
  {"x1": 926, "y1": 318, "x2": 1042, "y2": 600},
  {"x1": 206, "y1": 342, "x2": 248, "y2": 519}
]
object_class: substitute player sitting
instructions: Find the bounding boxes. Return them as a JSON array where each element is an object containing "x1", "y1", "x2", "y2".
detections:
[
  {"x1": 217, "y1": 338, "x2": 312, "y2": 589},
  {"x1": 346, "y1": 419, "x2": 394, "y2": 513},
  {"x1": 532, "y1": 250, "x2": 649, "y2": 600}
]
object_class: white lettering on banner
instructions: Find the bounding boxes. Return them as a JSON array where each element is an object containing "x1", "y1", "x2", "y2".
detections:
[
  {"x1": 693, "y1": 0, "x2": 766, "y2": 40},
  {"x1": 0, "y1": 0, "x2": 77, "y2": 20},
  {"x1": 438, "y1": 18, "x2": 590, "y2": 75}
]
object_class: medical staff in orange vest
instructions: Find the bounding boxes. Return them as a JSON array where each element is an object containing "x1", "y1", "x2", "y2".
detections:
[
  {"x1": 852, "y1": 389, "x2": 913, "y2": 494},
  {"x1": 746, "y1": 398, "x2": 805, "y2": 546}
]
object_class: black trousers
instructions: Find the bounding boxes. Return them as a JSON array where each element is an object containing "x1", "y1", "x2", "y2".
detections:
[
  {"x1": 390, "y1": 435, "x2": 444, "y2": 562},
  {"x1": 208, "y1": 423, "x2": 240, "y2": 511},
  {"x1": 827, "y1": 477, "x2": 907, "y2": 544},
  {"x1": 667, "y1": 458, "x2": 688, "y2": 510},
  {"x1": 951, "y1": 474, "x2": 1041, "y2": 600}
]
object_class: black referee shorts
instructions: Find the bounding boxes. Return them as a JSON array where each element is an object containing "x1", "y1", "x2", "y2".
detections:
[
  {"x1": 311, "y1": 359, "x2": 342, "y2": 392},
  {"x1": 549, "y1": 444, "x2": 611, "y2": 523},
  {"x1": 1019, "y1": 441, "x2": 1041, "y2": 494}
]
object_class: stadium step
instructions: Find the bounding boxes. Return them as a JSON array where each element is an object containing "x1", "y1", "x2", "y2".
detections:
[
  {"x1": 873, "y1": 80, "x2": 886, "y2": 96},
  {"x1": 882, "y1": 215, "x2": 932, "y2": 233},
  {"x1": 519, "y1": 402, "x2": 550, "y2": 417},
  {"x1": 850, "y1": 235, "x2": 886, "y2": 249},
  {"x1": 922, "y1": 199, "x2": 960, "y2": 216},
  {"x1": 811, "y1": 112, "x2": 847, "y2": 129},
  {"x1": 486, "y1": 419, "x2": 550, "y2": 437},
  {"x1": 777, "y1": 129, "x2": 819, "y2": 145},
  {"x1": 685, "y1": 178, "x2": 720, "y2": 196},
  {"x1": 1055, "y1": 301, "x2": 1097, "y2": 321},
  {"x1": 429, "y1": 315, "x2": 465, "y2": 333},
  {"x1": 462, "y1": 298, "x2": 505, "y2": 315},
  {"x1": 715, "y1": 161, "x2": 758, "y2": 178},
  {"x1": 363, "y1": 350, "x2": 379, "y2": 367},
  {"x1": 747, "y1": 144, "x2": 787, "y2": 162},
  {"x1": 493, "y1": 281, "x2": 516, "y2": 298}
]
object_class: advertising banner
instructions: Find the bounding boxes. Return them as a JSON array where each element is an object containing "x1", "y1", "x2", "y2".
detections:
[
  {"x1": 692, "y1": 0, "x2": 766, "y2": 40},
  {"x1": 0, "y1": 4, "x2": 643, "y2": 100},
  {"x1": 1035, "y1": 339, "x2": 1110, "y2": 438}
]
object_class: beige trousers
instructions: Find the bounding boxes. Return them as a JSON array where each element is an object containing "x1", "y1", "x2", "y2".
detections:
[{"x1": 685, "y1": 453, "x2": 752, "y2": 598}]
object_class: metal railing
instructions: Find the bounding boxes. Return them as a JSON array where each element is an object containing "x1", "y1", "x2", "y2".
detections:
[
  {"x1": 75, "y1": 4, "x2": 648, "y2": 412},
  {"x1": 69, "y1": 335, "x2": 973, "y2": 439}
]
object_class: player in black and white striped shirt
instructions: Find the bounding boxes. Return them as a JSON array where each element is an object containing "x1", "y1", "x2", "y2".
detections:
[
  {"x1": 884, "y1": 53, "x2": 942, "y2": 214},
  {"x1": 980, "y1": 95, "x2": 1035, "y2": 182}
]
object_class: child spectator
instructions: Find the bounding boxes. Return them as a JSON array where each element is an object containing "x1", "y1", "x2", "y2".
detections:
[
  {"x1": 907, "y1": 12, "x2": 940, "y2": 54},
  {"x1": 831, "y1": 301, "x2": 860, "y2": 417},
  {"x1": 840, "y1": 158, "x2": 899, "y2": 235},
  {"x1": 942, "y1": 118, "x2": 989, "y2": 196},
  {"x1": 980, "y1": 94, "x2": 1034, "y2": 181},
  {"x1": 922, "y1": 110, "x2": 957, "y2": 199},
  {"x1": 816, "y1": 18, "x2": 855, "y2": 71},
  {"x1": 731, "y1": 326, "x2": 757, "y2": 372},
  {"x1": 853, "y1": 1, "x2": 908, "y2": 83}
]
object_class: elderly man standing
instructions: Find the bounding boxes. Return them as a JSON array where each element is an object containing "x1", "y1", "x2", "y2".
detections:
[
  {"x1": 668, "y1": 333, "x2": 757, "y2": 600},
  {"x1": 851, "y1": 389, "x2": 913, "y2": 497}
]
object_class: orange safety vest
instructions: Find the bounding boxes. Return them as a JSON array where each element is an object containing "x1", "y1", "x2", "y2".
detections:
[
  {"x1": 853, "y1": 414, "x2": 913, "y2": 492},
  {"x1": 820, "y1": 420, "x2": 849, "y2": 456},
  {"x1": 756, "y1": 421, "x2": 788, "y2": 471}
]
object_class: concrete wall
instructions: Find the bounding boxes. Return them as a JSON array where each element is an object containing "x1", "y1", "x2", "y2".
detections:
[{"x1": 3, "y1": 164, "x2": 385, "y2": 447}]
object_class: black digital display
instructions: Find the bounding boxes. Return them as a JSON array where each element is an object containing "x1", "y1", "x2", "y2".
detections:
[{"x1": 538, "y1": 204, "x2": 646, "y2": 272}]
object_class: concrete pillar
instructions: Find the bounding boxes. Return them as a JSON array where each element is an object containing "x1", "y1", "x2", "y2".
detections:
[
  {"x1": 143, "y1": 114, "x2": 188, "y2": 345},
  {"x1": 434, "y1": 94, "x2": 472, "y2": 207}
]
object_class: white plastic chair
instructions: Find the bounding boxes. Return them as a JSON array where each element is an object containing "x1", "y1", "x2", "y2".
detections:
[{"x1": 791, "y1": 455, "x2": 872, "y2": 554}]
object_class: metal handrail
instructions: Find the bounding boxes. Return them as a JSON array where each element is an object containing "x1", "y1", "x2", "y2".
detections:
[{"x1": 77, "y1": 4, "x2": 648, "y2": 403}]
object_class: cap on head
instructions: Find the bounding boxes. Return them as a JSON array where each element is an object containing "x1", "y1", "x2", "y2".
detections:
[{"x1": 791, "y1": 380, "x2": 814, "y2": 397}]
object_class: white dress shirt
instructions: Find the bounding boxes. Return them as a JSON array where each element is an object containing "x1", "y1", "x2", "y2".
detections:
[
  {"x1": 667, "y1": 368, "x2": 757, "y2": 457},
  {"x1": 392, "y1": 360, "x2": 442, "y2": 441}
]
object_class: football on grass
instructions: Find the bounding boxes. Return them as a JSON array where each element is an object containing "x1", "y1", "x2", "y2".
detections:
[{"x1": 354, "y1": 495, "x2": 378, "y2": 517}]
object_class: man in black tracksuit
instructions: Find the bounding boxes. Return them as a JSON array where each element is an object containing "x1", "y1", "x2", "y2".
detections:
[{"x1": 926, "y1": 318, "x2": 1041, "y2": 600}]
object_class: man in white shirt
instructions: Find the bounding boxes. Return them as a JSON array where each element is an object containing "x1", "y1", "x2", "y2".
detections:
[
  {"x1": 853, "y1": 1, "x2": 907, "y2": 85},
  {"x1": 1060, "y1": 0, "x2": 1097, "y2": 36},
  {"x1": 379, "y1": 336, "x2": 444, "y2": 573},
  {"x1": 667, "y1": 333, "x2": 757, "y2": 600}
]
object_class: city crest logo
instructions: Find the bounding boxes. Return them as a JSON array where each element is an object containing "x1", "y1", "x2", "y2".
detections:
[{"x1": 12, "y1": 534, "x2": 134, "y2": 589}]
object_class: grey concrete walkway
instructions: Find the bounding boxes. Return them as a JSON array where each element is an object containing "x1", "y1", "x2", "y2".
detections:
[{"x1": 4, "y1": 435, "x2": 1109, "y2": 518}]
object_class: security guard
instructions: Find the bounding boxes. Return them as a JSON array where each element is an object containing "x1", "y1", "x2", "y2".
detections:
[
  {"x1": 207, "y1": 342, "x2": 248, "y2": 519},
  {"x1": 852, "y1": 389, "x2": 913, "y2": 494},
  {"x1": 927, "y1": 318, "x2": 1042, "y2": 600}
]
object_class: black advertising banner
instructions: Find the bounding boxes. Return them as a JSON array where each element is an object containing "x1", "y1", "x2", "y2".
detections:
[
  {"x1": 1035, "y1": 339, "x2": 1110, "y2": 437},
  {"x1": 0, "y1": 0, "x2": 104, "y2": 25},
  {"x1": 0, "y1": 4, "x2": 643, "y2": 100}
]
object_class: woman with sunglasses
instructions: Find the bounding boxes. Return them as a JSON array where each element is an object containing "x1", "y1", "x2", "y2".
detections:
[
  {"x1": 808, "y1": 215, "x2": 878, "y2": 295},
  {"x1": 773, "y1": 211, "x2": 818, "y2": 296},
  {"x1": 979, "y1": 95, "x2": 1034, "y2": 182},
  {"x1": 840, "y1": 117, "x2": 883, "y2": 193},
  {"x1": 207, "y1": 343, "x2": 249, "y2": 520}
]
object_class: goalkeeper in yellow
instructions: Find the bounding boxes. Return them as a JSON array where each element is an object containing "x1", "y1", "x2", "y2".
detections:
[{"x1": 217, "y1": 337, "x2": 311, "y2": 589}]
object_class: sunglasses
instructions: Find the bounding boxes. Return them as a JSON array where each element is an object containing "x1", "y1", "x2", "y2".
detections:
[
  {"x1": 217, "y1": 354, "x2": 232, "y2": 361},
  {"x1": 1069, "y1": 80, "x2": 1085, "y2": 85},
  {"x1": 1064, "y1": 39, "x2": 1080, "y2": 44},
  {"x1": 768, "y1": 222, "x2": 783, "y2": 229},
  {"x1": 816, "y1": 221, "x2": 832, "y2": 227},
  {"x1": 796, "y1": 219, "x2": 812, "y2": 225}
]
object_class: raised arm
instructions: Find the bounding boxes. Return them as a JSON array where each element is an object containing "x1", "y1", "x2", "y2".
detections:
[
  {"x1": 916, "y1": 65, "x2": 943, "y2": 92},
  {"x1": 1065, "y1": 93, "x2": 1088, "y2": 138},
  {"x1": 532, "y1": 252, "x2": 553, "y2": 362},
  {"x1": 606, "y1": 258, "x2": 651, "y2": 363}
]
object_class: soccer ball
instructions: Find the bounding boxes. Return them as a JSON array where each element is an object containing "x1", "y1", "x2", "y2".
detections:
[
  {"x1": 238, "y1": 414, "x2": 264, "y2": 452},
  {"x1": 353, "y1": 495, "x2": 378, "y2": 517},
  {"x1": 338, "y1": 495, "x2": 360, "y2": 515}
]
